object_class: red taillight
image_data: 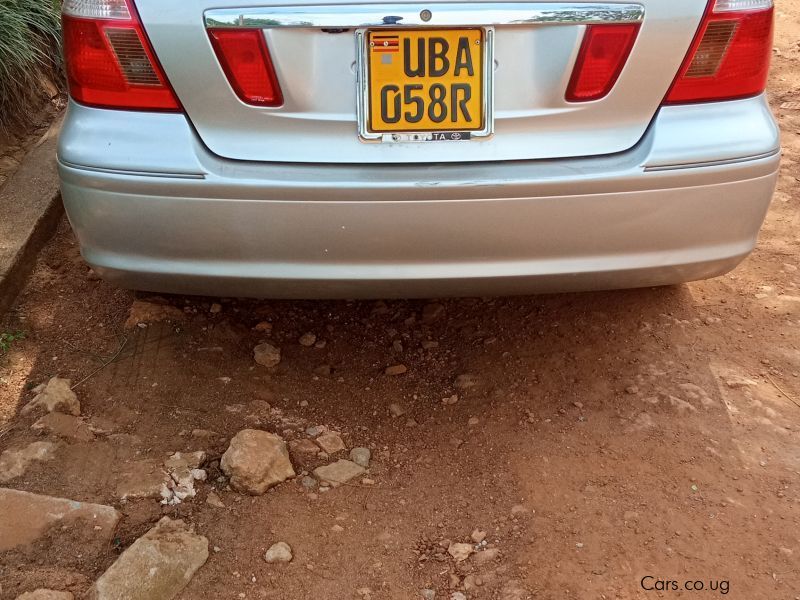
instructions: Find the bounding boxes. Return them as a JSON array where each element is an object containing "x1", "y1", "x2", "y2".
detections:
[
  {"x1": 566, "y1": 24, "x2": 640, "y2": 102},
  {"x1": 208, "y1": 29, "x2": 283, "y2": 107},
  {"x1": 664, "y1": 0, "x2": 774, "y2": 104},
  {"x1": 62, "y1": 0, "x2": 180, "y2": 111}
]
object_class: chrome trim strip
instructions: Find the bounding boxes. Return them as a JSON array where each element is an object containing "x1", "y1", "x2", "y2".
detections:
[
  {"x1": 204, "y1": 3, "x2": 645, "y2": 29},
  {"x1": 59, "y1": 159, "x2": 206, "y2": 180},
  {"x1": 643, "y1": 149, "x2": 780, "y2": 172}
]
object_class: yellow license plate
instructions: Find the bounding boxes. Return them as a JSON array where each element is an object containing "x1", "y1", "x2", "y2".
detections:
[{"x1": 366, "y1": 28, "x2": 484, "y2": 134}]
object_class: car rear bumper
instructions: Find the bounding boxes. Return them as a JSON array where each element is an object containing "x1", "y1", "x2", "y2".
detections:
[{"x1": 58, "y1": 96, "x2": 780, "y2": 298}]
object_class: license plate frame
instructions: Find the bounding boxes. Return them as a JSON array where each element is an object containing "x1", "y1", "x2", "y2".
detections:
[{"x1": 356, "y1": 27, "x2": 494, "y2": 143}]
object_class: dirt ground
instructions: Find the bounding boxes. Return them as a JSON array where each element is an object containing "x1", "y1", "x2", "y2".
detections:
[{"x1": 2, "y1": 6, "x2": 800, "y2": 600}]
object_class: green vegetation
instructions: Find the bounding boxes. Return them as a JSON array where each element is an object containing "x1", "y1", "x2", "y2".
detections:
[
  {"x1": 0, "y1": 331, "x2": 26, "y2": 353},
  {"x1": 0, "y1": 0, "x2": 62, "y2": 129}
]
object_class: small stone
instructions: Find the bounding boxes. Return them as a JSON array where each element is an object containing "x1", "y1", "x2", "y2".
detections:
[
  {"x1": 289, "y1": 438, "x2": 321, "y2": 458},
  {"x1": 474, "y1": 547, "x2": 500, "y2": 565},
  {"x1": 253, "y1": 343, "x2": 281, "y2": 368},
  {"x1": 422, "y1": 303, "x2": 445, "y2": 324},
  {"x1": 454, "y1": 374, "x2": 479, "y2": 390},
  {"x1": 254, "y1": 321, "x2": 272, "y2": 332},
  {"x1": 442, "y1": 395, "x2": 458, "y2": 405},
  {"x1": 86, "y1": 268, "x2": 101, "y2": 281},
  {"x1": 725, "y1": 376, "x2": 758, "y2": 389},
  {"x1": 21, "y1": 378, "x2": 80, "y2": 416},
  {"x1": 313, "y1": 459, "x2": 365, "y2": 487},
  {"x1": 124, "y1": 299, "x2": 185, "y2": 328},
  {"x1": 331, "y1": 524, "x2": 344, "y2": 533},
  {"x1": 451, "y1": 593, "x2": 467, "y2": 600},
  {"x1": 389, "y1": 403, "x2": 407, "y2": 417},
  {"x1": 350, "y1": 447, "x2": 371, "y2": 468},
  {"x1": 221, "y1": 429, "x2": 295, "y2": 495},
  {"x1": 316, "y1": 432, "x2": 346, "y2": 454},
  {"x1": 299, "y1": 332, "x2": 317, "y2": 347},
  {"x1": 300, "y1": 475, "x2": 318, "y2": 490},
  {"x1": 385, "y1": 364, "x2": 408, "y2": 376},
  {"x1": 470, "y1": 529, "x2": 486, "y2": 544},
  {"x1": 209, "y1": 303, "x2": 222, "y2": 313},
  {"x1": 467, "y1": 417, "x2": 479, "y2": 426},
  {"x1": 625, "y1": 385, "x2": 639, "y2": 395},
  {"x1": 447, "y1": 542, "x2": 474, "y2": 562},
  {"x1": 264, "y1": 541, "x2": 293, "y2": 563},
  {"x1": 206, "y1": 492, "x2": 225, "y2": 508},
  {"x1": 16, "y1": 591, "x2": 74, "y2": 600},
  {"x1": 191, "y1": 429, "x2": 221, "y2": 440},
  {"x1": 89, "y1": 518, "x2": 208, "y2": 599},
  {"x1": 510, "y1": 504, "x2": 529, "y2": 516},
  {"x1": 0, "y1": 441, "x2": 57, "y2": 483},
  {"x1": 421, "y1": 340, "x2": 439, "y2": 350},
  {"x1": 421, "y1": 589, "x2": 436, "y2": 600},
  {"x1": 306, "y1": 425, "x2": 325, "y2": 437}
]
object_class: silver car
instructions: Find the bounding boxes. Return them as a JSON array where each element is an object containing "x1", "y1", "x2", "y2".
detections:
[{"x1": 57, "y1": 0, "x2": 779, "y2": 298}]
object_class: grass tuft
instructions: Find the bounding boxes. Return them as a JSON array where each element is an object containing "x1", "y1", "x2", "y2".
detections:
[{"x1": 0, "y1": 0, "x2": 62, "y2": 130}]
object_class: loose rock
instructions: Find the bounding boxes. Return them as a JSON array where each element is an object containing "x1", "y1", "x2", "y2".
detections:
[
  {"x1": 316, "y1": 431, "x2": 346, "y2": 454},
  {"x1": 264, "y1": 541, "x2": 293, "y2": 563},
  {"x1": 21, "y1": 378, "x2": 80, "y2": 416},
  {"x1": 422, "y1": 303, "x2": 446, "y2": 323},
  {"x1": 299, "y1": 332, "x2": 317, "y2": 347},
  {"x1": 221, "y1": 429, "x2": 295, "y2": 495},
  {"x1": 0, "y1": 488, "x2": 119, "y2": 553},
  {"x1": 470, "y1": 529, "x2": 487, "y2": 543},
  {"x1": 254, "y1": 321, "x2": 272, "y2": 332},
  {"x1": 385, "y1": 364, "x2": 408, "y2": 376},
  {"x1": 116, "y1": 459, "x2": 168, "y2": 500},
  {"x1": 421, "y1": 590, "x2": 436, "y2": 600},
  {"x1": 206, "y1": 491, "x2": 225, "y2": 508},
  {"x1": 350, "y1": 447, "x2": 371, "y2": 468},
  {"x1": 447, "y1": 542, "x2": 474, "y2": 562},
  {"x1": 124, "y1": 299, "x2": 185, "y2": 328},
  {"x1": 31, "y1": 412, "x2": 94, "y2": 442},
  {"x1": 289, "y1": 438, "x2": 321, "y2": 458},
  {"x1": 313, "y1": 459, "x2": 365, "y2": 487},
  {"x1": 161, "y1": 451, "x2": 207, "y2": 505},
  {"x1": 253, "y1": 342, "x2": 281, "y2": 368},
  {"x1": 474, "y1": 547, "x2": 500, "y2": 565},
  {"x1": 0, "y1": 441, "x2": 57, "y2": 483},
  {"x1": 88, "y1": 517, "x2": 208, "y2": 600},
  {"x1": 389, "y1": 403, "x2": 407, "y2": 417},
  {"x1": 16, "y1": 591, "x2": 74, "y2": 600}
]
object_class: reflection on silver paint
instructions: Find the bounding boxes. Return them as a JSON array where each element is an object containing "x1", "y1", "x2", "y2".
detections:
[{"x1": 204, "y1": 3, "x2": 646, "y2": 29}]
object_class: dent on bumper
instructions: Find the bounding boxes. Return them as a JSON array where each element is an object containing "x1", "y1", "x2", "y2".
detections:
[{"x1": 58, "y1": 96, "x2": 780, "y2": 298}]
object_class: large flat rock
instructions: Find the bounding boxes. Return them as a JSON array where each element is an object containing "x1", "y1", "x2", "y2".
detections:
[
  {"x1": 88, "y1": 517, "x2": 208, "y2": 600},
  {"x1": 0, "y1": 488, "x2": 120, "y2": 553}
]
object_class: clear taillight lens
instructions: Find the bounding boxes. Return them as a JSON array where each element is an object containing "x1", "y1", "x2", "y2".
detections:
[
  {"x1": 664, "y1": 0, "x2": 773, "y2": 104},
  {"x1": 62, "y1": 0, "x2": 181, "y2": 111}
]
